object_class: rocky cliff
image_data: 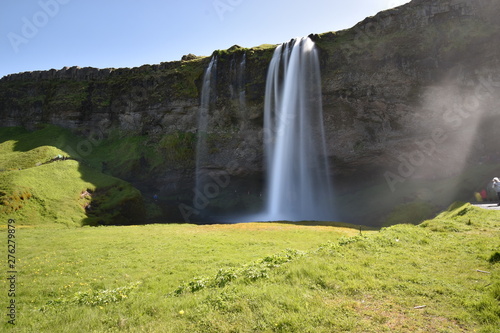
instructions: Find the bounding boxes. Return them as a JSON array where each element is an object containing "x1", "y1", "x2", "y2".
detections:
[{"x1": 1, "y1": 0, "x2": 499, "y2": 225}]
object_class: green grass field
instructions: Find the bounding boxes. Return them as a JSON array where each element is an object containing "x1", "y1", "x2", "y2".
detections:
[{"x1": 1, "y1": 203, "x2": 499, "y2": 332}]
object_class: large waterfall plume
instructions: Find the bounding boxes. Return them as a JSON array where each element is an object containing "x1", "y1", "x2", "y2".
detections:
[{"x1": 262, "y1": 37, "x2": 334, "y2": 221}]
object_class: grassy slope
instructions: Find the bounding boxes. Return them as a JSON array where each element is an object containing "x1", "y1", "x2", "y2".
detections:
[
  {"x1": 0, "y1": 203, "x2": 499, "y2": 332},
  {"x1": 0, "y1": 126, "x2": 145, "y2": 226}
]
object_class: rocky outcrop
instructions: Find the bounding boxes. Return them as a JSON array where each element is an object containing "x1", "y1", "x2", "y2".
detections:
[{"x1": 1, "y1": 0, "x2": 499, "y2": 225}]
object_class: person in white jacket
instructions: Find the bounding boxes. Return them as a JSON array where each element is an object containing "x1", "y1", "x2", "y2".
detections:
[{"x1": 492, "y1": 178, "x2": 500, "y2": 206}]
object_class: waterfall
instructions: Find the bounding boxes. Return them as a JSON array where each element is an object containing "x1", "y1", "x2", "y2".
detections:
[
  {"x1": 195, "y1": 56, "x2": 217, "y2": 196},
  {"x1": 229, "y1": 53, "x2": 247, "y2": 130},
  {"x1": 238, "y1": 53, "x2": 247, "y2": 130},
  {"x1": 262, "y1": 37, "x2": 333, "y2": 221}
]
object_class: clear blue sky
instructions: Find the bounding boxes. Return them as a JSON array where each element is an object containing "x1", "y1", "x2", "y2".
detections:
[{"x1": 0, "y1": 0, "x2": 410, "y2": 78}]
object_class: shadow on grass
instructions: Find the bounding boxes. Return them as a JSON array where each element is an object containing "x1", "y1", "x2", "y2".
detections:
[{"x1": 2, "y1": 125, "x2": 146, "y2": 226}]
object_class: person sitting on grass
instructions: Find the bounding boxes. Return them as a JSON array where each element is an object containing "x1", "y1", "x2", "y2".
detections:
[{"x1": 492, "y1": 178, "x2": 500, "y2": 206}]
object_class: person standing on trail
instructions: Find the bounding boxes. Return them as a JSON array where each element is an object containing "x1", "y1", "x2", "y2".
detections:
[
  {"x1": 480, "y1": 189, "x2": 488, "y2": 202},
  {"x1": 492, "y1": 178, "x2": 500, "y2": 206}
]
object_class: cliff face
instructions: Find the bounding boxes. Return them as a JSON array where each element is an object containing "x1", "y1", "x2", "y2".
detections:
[
  {"x1": 1, "y1": 0, "x2": 500, "y2": 225},
  {"x1": 318, "y1": 0, "x2": 500, "y2": 176}
]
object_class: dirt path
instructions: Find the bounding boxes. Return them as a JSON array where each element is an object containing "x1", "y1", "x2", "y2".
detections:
[{"x1": 473, "y1": 203, "x2": 500, "y2": 210}]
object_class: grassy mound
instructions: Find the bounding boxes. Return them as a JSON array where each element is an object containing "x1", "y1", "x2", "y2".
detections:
[
  {"x1": 1, "y1": 203, "x2": 499, "y2": 332},
  {"x1": 0, "y1": 125, "x2": 145, "y2": 226},
  {"x1": 420, "y1": 202, "x2": 495, "y2": 232}
]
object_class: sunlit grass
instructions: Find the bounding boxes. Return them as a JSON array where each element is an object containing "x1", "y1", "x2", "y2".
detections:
[
  {"x1": 0, "y1": 221, "x2": 360, "y2": 332},
  {"x1": 0, "y1": 203, "x2": 499, "y2": 332}
]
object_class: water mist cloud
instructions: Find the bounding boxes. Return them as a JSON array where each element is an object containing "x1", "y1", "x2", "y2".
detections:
[{"x1": 385, "y1": 69, "x2": 500, "y2": 196}]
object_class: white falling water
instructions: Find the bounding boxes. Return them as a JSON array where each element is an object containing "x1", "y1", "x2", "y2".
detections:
[
  {"x1": 262, "y1": 37, "x2": 333, "y2": 221},
  {"x1": 195, "y1": 56, "x2": 217, "y2": 196},
  {"x1": 238, "y1": 53, "x2": 247, "y2": 130}
]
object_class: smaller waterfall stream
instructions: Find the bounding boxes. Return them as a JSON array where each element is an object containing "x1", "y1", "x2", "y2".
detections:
[
  {"x1": 229, "y1": 53, "x2": 247, "y2": 130},
  {"x1": 195, "y1": 56, "x2": 217, "y2": 196}
]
